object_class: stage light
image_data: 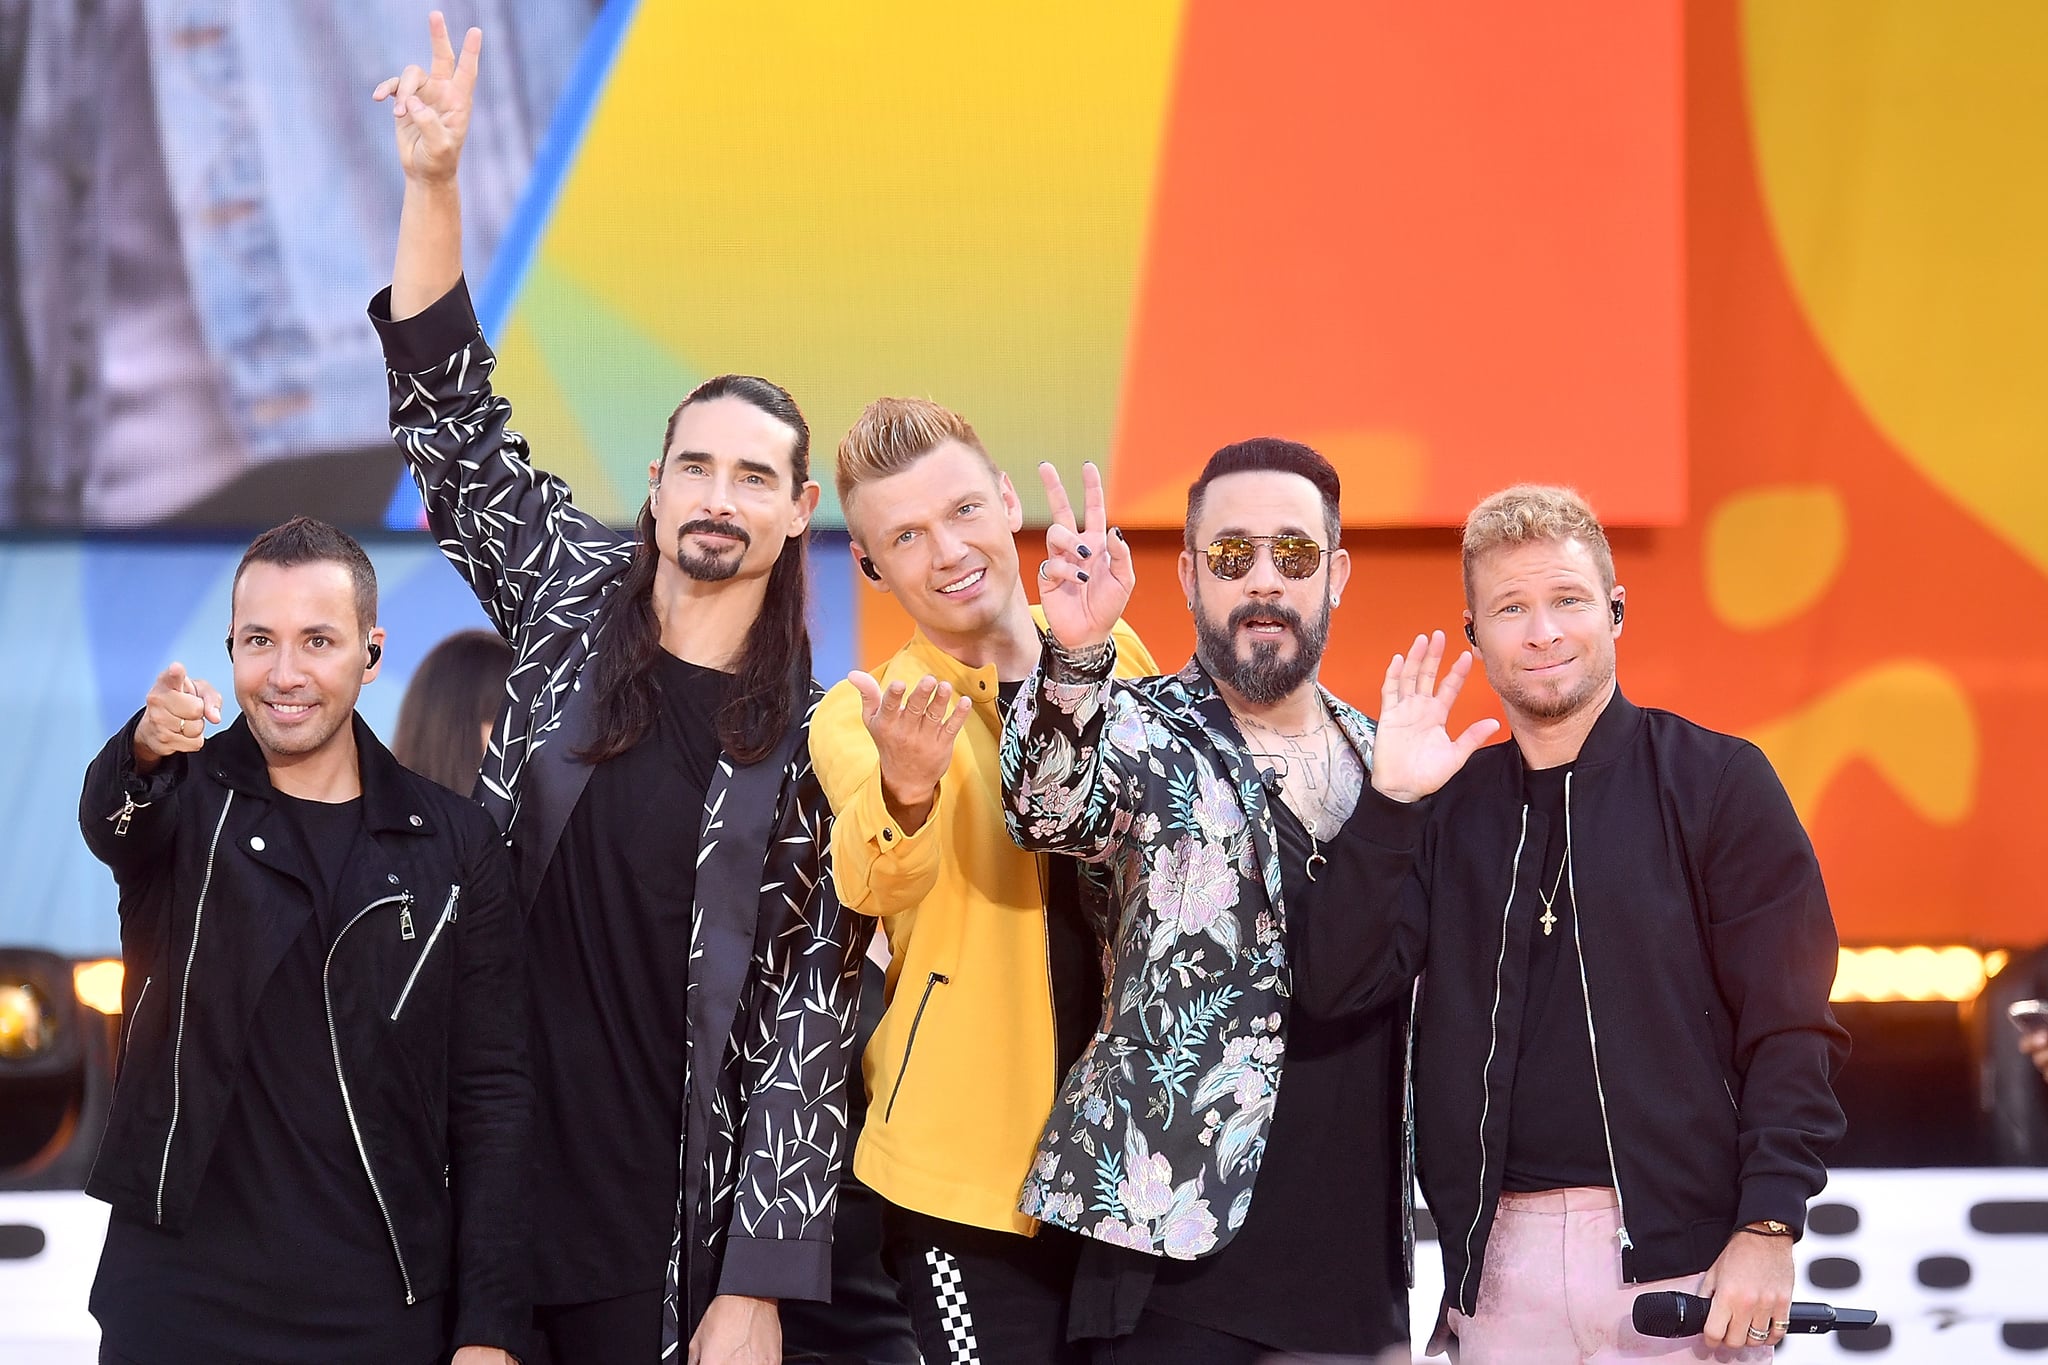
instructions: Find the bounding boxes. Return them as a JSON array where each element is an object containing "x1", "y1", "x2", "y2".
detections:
[
  {"x1": 0, "y1": 981, "x2": 56, "y2": 1060},
  {"x1": 72, "y1": 960, "x2": 124, "y2": 1016},
  {"x1": 1831, "y1": 946, "x2": 1995, "y2": 1002}
]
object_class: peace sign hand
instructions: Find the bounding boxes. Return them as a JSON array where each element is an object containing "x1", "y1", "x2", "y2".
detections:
[
  {"x1": 372, "y1": 11, "x2": 481, "y2": 186},
  {"x1": 1370, "y1": 631, "x2": 1500, "y2": 803},
  {"x1": 1035, "y1": 461, "x2": 1135, "y2": 653}
]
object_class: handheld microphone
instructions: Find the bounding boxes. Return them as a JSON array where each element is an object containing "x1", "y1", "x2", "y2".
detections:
[{"x1": 1633, "y1": 1291, "x2": 1877, "y2": 1338}]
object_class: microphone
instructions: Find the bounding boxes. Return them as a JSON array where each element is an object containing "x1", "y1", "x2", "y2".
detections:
[{"x1": 1633, "y1": 1291, "x2": 1878, "y2": 1338}]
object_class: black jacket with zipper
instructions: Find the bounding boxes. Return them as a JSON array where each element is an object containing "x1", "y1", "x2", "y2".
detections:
[
  {"x1": 78, "y1": 711, "x2": 530, "y2": 1353},
  {"x1": 1305, "y1": 690, "x2": 1847, "y2": 1319}
]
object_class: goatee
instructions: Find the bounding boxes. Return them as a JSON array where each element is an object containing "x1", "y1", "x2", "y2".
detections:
[{"x1": 673, "y1": 519, "x2": 750, "y2": 582}]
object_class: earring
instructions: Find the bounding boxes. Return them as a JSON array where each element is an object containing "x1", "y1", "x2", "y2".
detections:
[{"x1": 1331, "y1": 596, "x2": 1341, "y2": 606}]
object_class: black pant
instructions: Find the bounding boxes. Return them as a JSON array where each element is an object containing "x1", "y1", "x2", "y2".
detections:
[
  {"x1": 1084, "y1": 1312, "x2": 1268, "y2": 1364},
  {"x1": 530, "y1": 1289, "x2": 663, "y2": 1365},
  {"x1": 882, "y1": 1202, "x2": 1086, "y2": 1365},
  {"x1": 783, "y1": 1181, "x2": 920, "y2": 1364}
]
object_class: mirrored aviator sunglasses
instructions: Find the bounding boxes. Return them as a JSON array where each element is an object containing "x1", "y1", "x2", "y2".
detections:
[{"x1": 1203, "y1": 534, "x2": 1330, "y2": 581}]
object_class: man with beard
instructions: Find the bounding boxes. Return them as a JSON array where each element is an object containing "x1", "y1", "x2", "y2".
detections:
[
  {"x1": 367, "y1": 18, "x2": 868, "y2": 1363},
  {"x1": 812, "y1": 399, "x2": 1155, "y2": 1364},
  {"x1": 1346, "y1": 485, "x2": 1846, "y2": 1362},
  {"x1": 79, "y1": 518, "x2": 526, "y2": 1365},
  {"x1": 1001, "y1": 439, "x2": 1418, "y2": 1364}
]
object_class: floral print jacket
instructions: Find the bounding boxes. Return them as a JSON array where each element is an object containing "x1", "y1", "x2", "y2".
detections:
[{"x1": 1001, "y1": 644, "x2": 1417, "y2": 1261}]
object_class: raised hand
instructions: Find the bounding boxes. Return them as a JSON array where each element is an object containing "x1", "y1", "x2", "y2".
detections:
[
  {"x1": 1370, "y1": 631, "x2": 1500, "y2": 803},
  {"x1": 1035, "y1": 461, "x2": 1134, "y2": 652},
  {"x1": 373, "y1": 11, "x2": 480, "y2": 185},
  {"x1": 134, "y1": 663, "x2": 225, "y2": 774},
  {"x1": 848, "y1": 672, "x2": 973, "y2": 832}
]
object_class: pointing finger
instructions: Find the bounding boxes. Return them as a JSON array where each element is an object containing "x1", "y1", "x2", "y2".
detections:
[
  {"x1": 429, "y1": 10, "x2": 455, "y2": 78},
  {"x1": 1080, "y1": 461, "x2": 1106, "y2": 539},
  {"x1": 1038, "y1": 462, "x2": 1077, "y2": 533}
]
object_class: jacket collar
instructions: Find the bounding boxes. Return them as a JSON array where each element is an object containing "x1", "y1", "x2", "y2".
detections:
[
  {"x1": 1169, "y1": 655, "x2": 1378, "y2": 764},
  {"x1": 1495, "y1": 684, "x2": 1643, "y2": 786},
  {"x1": 902, "y1": 604, "x2": 1053, "y2": 694},
  {"x1": 207, "y1": 712, "x2": 438, "y2": 837}
]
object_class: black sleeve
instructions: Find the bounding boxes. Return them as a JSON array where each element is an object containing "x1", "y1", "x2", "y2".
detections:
[
  {"x1": 78, "y1": 712, "x2": 187, "y2": 890},
  {"x1": 1291, "y1": 785, "x2": 1431, "y2": 1020},
  {"x1": 1701, "y1": 743, "x2": 1850, "y2": 1234},
  {"x1": 444, "y1": 808, "x2": 532, "y2": 1351}
]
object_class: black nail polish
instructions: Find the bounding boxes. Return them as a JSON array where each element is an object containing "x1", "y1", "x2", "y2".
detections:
[
  {"x1": 1076, "y1": 544, "x2": 1093, "y2": 559},
  {"x1": 1076, "y1": 570, "x2": 1091, "y2": 584},
  {"x1": 1112, "y1": 527, "x2": 1126, "y2": 541}
]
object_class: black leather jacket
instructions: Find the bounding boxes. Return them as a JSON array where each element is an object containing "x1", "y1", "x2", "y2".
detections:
[{"x1": 79, "y1": 712, "x2": 530, "y2": 1352}]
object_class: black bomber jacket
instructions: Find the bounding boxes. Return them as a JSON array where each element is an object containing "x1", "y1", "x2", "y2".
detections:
[
  {"x1": 1300, "y1": 689, "x2": 1848, "y2": 1320},
  {"x1": 78, "y1": 712, "x2": 530, "y2": 1352}
]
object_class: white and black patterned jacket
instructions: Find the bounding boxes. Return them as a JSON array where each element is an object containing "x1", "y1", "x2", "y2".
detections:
[{"x1": 371, "y1": 279, "x2": 868, "y2": 1348}]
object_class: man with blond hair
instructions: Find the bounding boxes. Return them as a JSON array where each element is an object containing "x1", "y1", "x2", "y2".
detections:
[
  {"x1": 1326, "y1": 484, "x2": 1848, "y2": 1362},
  {"x1": 811, "y1": 397, "x2": 1154, "y2": 1363}
]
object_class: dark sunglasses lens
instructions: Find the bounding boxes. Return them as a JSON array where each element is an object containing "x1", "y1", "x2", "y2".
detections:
[
  {"x1": 1272, "y1": 537, "x2": 1323, "y2": 578},
  {"x1": 1206, "y1": 538, "x2": 1255, "y2": 579}
]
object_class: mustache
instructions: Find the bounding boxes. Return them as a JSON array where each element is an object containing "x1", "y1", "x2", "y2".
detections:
[
  {"x1": 676, "y1": 518, "x2": 751, "y2": 547},
  {"x1": 1227, "y1": 602, "x2": 1306, "y2": 637}
]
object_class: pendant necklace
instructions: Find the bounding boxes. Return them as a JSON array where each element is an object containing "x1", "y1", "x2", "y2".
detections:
[{"x1": 1536, "y1": 848, "x2": 1571, "y2": 936}]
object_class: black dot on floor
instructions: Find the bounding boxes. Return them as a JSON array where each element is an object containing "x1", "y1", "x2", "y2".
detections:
[
  {"x1": 2003, "y1": 1323, "x2": 2048, "y2": 1351},
  {"x1": 0, "y1": 1224, "x2": 46, "y2": 1260},
  {"x1": 1970, "y1": 1201, "x2": 2048, "y2": 1235},
  {"x1": 1916, "y1": 1255, "x2": 1970, "y2": 1289},
  {"x1": 1807, "y1": 1202, "x2": 1860, "y2": 1236},
  {"x1": 1838, "y1": 1323, "x2": 1894, "y2": 1353},
  {"x1": 1806, "y1": 1256, "x2": 1861, "y2": 1291}
]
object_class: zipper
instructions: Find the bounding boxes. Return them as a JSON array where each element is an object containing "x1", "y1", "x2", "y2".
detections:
[
  {"x1": 325, "y1": 892, "x2": 419, "y2": 1304},
  {"x1": 389, "y1": 885, "x2": 460, "y2": 1021},
  {"x1": 156, "y1": 791, "x2": 234, "y2": 1224},
  {"x1": 884, "y1": 972, "x2": 949, "y2": 1123},
  {"x1": 1459, "y1": 804, "x2": 1527, "y2": 1308},
  {"x1": 1561, "y1": 773, "x2": 1634, "y2": 1253},
  {"x1": 121, "y1": 975, "x2": 154, "y2": 1067},
  {"x1": 110, "y1": 791, "x2": 149, "y2": 837}
]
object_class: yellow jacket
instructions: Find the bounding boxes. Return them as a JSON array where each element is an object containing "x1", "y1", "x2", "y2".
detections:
[{"x1": 813, "y1": 614, "x2": 1157, "y2": 1234}]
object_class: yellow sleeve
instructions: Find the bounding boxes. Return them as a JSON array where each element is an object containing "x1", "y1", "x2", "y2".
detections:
[
  {"x1": 1110, "y1": 618, "x2": 1162, "y2": 678},
  {"x1": 813, "y1": 677, "x2": 947, "y2": 918}
]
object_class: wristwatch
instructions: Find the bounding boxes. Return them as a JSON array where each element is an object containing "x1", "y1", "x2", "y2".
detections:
[{"x1": 1745, "y1": 1219, "x2": 1794, "y2": 1237}]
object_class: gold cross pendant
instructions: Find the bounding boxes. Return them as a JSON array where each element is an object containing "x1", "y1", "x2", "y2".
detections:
[{"x1": 1539, "y1": 906, "x2": 1557, "y2": 936}]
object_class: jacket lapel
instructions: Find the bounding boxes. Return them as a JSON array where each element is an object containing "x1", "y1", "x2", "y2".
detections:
[
  {"x1": 515, "y1": 667, "x2": 601, "y2": 913},
  {"x1": 1179, "y1": 662, "x2": 1287, "y2": 927}
]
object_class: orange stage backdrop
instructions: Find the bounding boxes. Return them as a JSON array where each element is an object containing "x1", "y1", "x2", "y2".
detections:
[{"x1": 853, "y1": 0, "x2": 2048, "y2": 951}]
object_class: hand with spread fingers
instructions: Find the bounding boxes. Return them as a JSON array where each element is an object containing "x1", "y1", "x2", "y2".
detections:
[
  {"x1": 372, "y1": 10, "x2": 482, "y2": 185},
  {"x1": 1700, "y1": 1225, "x2": 1795, "y2": 1350},
  {"x1": 1034, "y1": 460, "x2": 1135, "y2": 654},
  {"x1": 134, "y1": 662, "x2": 225, "y2": 775},
  {"x1": 848, "y1": 671, "x2": 974, "y2": 833},
  {"x1": 1368, "y1": 630, "x2": 1500, "y2": 804}
]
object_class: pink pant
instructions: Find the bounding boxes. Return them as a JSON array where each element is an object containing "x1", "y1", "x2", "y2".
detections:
[{"x1": 1440, "y1": 1187, "x2": 1770, "y2": 1364}]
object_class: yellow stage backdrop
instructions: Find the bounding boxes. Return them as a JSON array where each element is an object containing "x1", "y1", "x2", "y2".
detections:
[{"x1": 493, "y1": 0, "x2": 2048, "y2": 952}]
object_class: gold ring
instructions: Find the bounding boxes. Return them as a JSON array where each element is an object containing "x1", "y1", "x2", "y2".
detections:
[{"x1": 1746, "y1": 1326, "x2": 1772, "y2": 1342}]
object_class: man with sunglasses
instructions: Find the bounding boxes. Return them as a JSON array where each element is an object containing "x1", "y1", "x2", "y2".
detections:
[{"x1": 1001, "y1": 439, "x2": 1419, "y2": 1364}]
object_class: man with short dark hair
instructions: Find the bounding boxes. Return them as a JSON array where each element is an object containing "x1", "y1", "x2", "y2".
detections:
[
  {"x1": 1002, "y1": 442, "x2": 1417, "y2": 1363},
  {"x1": 370, "y1": 18, "x2": 868, "y2": 1363},
  {"x1": 1351, "y1": 483, "x2": 1847, "y2": 1362},
  {"x1": 80, "y1": 516, "x2": 528, "y2": 1365}
]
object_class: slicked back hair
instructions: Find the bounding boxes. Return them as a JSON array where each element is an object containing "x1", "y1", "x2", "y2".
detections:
[
  {"x1": 579, "y1": 374, "x2": 815, "y2": 767},
  {"x1": 233, "y1": 516, "x2": 378, "y2": 630},
  {"x1": 1183, "y1": 437, "x2": 1342, "y2": 549}
]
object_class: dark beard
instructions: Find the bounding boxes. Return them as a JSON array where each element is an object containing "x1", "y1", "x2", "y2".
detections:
[
  {"x1": 1193, "y1": 593, "x2": 1330, "y2": 705},
  {"x1": 673, "y1": 519, "x2": 750, "y2": 582}
]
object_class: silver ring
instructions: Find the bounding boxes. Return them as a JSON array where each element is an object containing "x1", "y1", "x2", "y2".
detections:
[
  {"x1": 181, "y1": 718, "x2": 197, "y2": 737},
  {"x1": 1746, "y1": 1326, "x2": 1772, "y2": 1342},
  {"x1": 1037, "y1": 560, "x2": 1053, "y2": 579}
]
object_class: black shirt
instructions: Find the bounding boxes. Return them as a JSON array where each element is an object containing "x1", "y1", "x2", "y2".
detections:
[
  {"x1": 94, "y1": 794, "x2": 450, "y2": 1365},
  {"x1": 1001, "y1": 678, "x2": 1102, "y2": 1080},
  {"x1": 527, "y1": 652, "x2": 727, "y2": 1304},
  {"x1": 1500, "y1": 763, "x2": 1614, "y2": 1192},
  {"x1": 1076, "y1": 799, "x2": 1409, "y2": 1355}
]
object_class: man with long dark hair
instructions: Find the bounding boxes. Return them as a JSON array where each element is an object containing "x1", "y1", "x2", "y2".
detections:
[{"x1": 367, "y1": 17, "x2": 869, "y2": 1364}]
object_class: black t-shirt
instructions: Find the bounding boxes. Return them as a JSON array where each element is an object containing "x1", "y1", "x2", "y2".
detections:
[
  {"x1": 1501, "y1": 763, "x2": 1614, "y2": 1192},
  {"x1": 527, "y1": 652, "x2": 727, "y2": 1304},
  {"x1": 1001, "y1": 678, "x2": 1102, "y2": 1080},
  {"x1": 94, "y1": 794, "x2": 451, "y2": 1365},
  {"x1": 1077, "y1": 799, "x2": 1409, "y2": 1356}
]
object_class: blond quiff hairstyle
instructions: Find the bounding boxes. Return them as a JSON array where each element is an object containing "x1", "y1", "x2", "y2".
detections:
[
  {"x1": 1461, "y1": 484, "x2": 1615, "y2": 605},
  {"x1": 835, "y1": 397, "x2": 997, "y2": 535}
]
